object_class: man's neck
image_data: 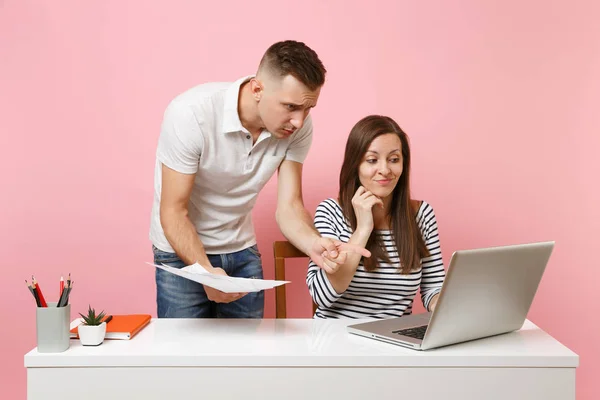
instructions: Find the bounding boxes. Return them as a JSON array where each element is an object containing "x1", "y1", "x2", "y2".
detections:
[{"x1": 238, "y1": 81, "x2": 264, "y2": 139}]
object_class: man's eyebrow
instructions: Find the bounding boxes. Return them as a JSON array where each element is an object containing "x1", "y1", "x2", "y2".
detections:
[{"x1": 283, "y1": 102, "x2": 315, "y2": 108}]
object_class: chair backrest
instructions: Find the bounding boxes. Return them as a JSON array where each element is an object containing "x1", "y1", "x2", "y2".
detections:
[{"x1": 273, "y1": 241, "x2": 317, "y2": 318}]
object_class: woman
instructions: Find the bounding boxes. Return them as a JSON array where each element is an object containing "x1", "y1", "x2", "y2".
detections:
[{"x1": 306, "y1": 115, "x2": 446, "y2": 319}]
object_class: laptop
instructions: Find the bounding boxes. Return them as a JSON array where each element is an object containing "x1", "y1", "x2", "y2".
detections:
[{"x1": 347, "y1": 241, "x2": 554, "y2": 350}]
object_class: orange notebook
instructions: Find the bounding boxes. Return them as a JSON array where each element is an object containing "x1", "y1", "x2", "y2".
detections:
[{"x1": 70, "y1": 314, "x2": 151, "y2": 340}]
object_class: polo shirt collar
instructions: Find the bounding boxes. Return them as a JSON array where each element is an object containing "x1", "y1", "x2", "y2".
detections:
[{"x1": 222, "y1": 75, "x2": 254, "y2": 134}]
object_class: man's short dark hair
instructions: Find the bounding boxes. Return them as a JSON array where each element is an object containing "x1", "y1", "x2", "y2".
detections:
[{"x1": 258, "y1": 40, "x2": 326, "y2": 91}]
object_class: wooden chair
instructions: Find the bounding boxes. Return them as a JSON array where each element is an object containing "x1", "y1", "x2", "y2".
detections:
[{"x1": 273, "y1": 241, "x2": 318, "y2": 318}]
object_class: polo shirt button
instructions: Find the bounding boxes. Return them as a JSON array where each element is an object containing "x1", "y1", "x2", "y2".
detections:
[
  {"x1": 249, "y1": 152, "x2": 252, "y2": 155},
  {"x1": 246, "y1": 135, "x2": 251, "y2": 139}
]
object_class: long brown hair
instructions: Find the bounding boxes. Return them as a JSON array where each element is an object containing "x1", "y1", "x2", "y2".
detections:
[{"x1": 339, "y1": 115, "x2": 429, "y2": 273}]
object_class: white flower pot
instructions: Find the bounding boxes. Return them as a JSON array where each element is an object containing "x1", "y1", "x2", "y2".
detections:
[{"x1": 78, "y1": 322, "x2": 106, "y2": 346}]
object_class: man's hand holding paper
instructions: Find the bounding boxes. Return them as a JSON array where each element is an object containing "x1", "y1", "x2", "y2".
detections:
[{"x1": 148, "y1": 262, "x2": 290, "y2": 295}]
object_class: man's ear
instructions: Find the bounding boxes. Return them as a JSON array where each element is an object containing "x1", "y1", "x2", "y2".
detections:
[{"x1": 250, "y1": 78, "x2": 263, "y2": 101}]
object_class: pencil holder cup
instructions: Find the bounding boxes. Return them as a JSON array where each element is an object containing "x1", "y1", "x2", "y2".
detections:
[{"x1": 36, "y1": 302, "x2": 70, "y2": 353}]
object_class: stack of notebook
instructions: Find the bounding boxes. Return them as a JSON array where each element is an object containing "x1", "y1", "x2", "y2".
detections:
[{"x1": 70, "y1": 314, "x2": 151, "y2": 340}]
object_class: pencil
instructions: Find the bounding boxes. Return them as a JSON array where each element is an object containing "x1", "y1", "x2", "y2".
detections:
[
  {"x1": 31, "y1": 276, "x2": 48, "y2": 307},
  {"x1": 25, "y1": 280, "x2": 34, "y2": 295},
  {"x1": 64, "y1": 281, "x2": 73, "y2": 306},
  {"x1": 58, "y1": 279, "x2": 73, "y2": 307},
  {"x1": 25, "y1": 280, "x2": 40, "y2": 306},
  {"x1": 31, "y1": 281, "x2": 42, "y2": 307},
  {"x1": 57, "y1": 285, "x2": 68, "y2": 307}
]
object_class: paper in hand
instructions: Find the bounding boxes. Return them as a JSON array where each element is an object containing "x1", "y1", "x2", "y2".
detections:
[{"x1": 146, "y1": 262, "x2": 289, "y2": 293}]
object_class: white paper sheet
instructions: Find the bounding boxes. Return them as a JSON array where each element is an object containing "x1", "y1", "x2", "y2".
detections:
[{"x1": 146, "y1": 262, "x2": 289, "y2": 293}]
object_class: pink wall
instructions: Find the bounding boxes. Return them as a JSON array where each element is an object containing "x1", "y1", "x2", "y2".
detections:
[{"x1": 1, "y1": 1, "x2": 598, "y2": 398}]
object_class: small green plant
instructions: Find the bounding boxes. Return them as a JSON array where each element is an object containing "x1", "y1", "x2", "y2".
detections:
[{"x1": 79, "y1": 305, "x2": 106, "y2": 326}]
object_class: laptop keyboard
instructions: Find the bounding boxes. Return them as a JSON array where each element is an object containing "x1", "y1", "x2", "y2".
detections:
[{"x1": 392, "y1": 325, "x2": 428, "y2": 340}]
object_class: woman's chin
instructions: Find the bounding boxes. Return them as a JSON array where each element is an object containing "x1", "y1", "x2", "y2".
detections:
[{"x1": 367, "y1": 188, "x2": 393, "y2": 200}]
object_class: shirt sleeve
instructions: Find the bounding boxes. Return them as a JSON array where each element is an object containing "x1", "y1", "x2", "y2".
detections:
[
  {"x1": 418, "y1": 202, "x2": 446, "y2": 310},
  {"x1": 156, "y1": 100, "x2": 204, "y2": 174},
  {"x1": 283, "y1": 115, "x2": 313, "y2": 164},
  {"x1": 306, "y1": 199, "x2": 346, "y2": 308}
]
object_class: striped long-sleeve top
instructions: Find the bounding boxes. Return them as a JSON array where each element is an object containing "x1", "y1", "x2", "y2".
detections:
[{"x1": 306, "y1": 198, "x2": 446, "y2": 319}]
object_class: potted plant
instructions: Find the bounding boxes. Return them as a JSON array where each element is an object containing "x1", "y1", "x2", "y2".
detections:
[{"x1": 77, "y1": 305, "x2": 107, "y2": 346}]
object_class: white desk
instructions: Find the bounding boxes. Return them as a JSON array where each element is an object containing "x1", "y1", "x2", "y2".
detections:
[{"x1": 25, "y1": 319, "x2": 578, "y2": 400}]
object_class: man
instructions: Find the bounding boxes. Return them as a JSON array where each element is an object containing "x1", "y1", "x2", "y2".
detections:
[{"x1": 150, "y1": 40, "x2": 370, "y2": 318}]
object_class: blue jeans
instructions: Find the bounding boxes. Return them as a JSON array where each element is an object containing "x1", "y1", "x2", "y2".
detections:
[{"x1": 153, "y1": 245, "x2": 264, "y2": 318}]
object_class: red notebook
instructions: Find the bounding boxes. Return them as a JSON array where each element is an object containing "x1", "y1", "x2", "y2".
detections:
[{"x1": 70, "y1": 314, "x2": 151, "y2": 340}]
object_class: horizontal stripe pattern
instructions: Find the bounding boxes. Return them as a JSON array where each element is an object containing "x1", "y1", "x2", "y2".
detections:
[{"x1": 307, "y1": 198, "x2": 445, "y2": 319}]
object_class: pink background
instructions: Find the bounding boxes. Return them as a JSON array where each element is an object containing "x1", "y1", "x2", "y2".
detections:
[{"x1": 1, "y1": 1, "x2": 598, "y2": 398}]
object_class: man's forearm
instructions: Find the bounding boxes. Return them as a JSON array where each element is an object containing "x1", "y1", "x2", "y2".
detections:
[
  {"x1": 160, "y1": 209, "x2": 212, "y2": 269},
  {"x1": 276, "y1": 201, "x2": 320, "y2": 256},
  {"x1": 325, "y1": 228, "x2": 371, "y2": 293}
]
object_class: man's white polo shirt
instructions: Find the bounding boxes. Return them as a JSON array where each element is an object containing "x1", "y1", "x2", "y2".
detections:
[{"x1": 149, "y1": 76, "x2": 313, "y2": 254}]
